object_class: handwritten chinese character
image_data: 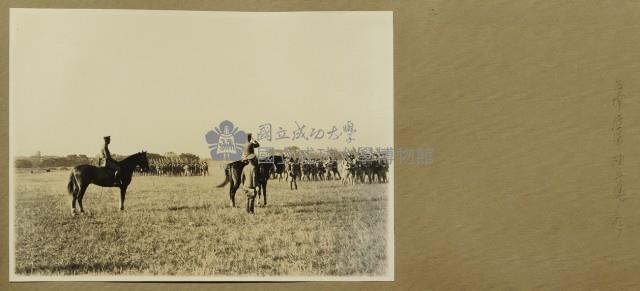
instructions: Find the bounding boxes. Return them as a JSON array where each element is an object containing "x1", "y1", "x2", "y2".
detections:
[
  {"x1": 257, "y1": 123, "x2": 272, "y2": 142},
  {"x1": 611, "y1": 153, "x2": 623, "y2": 168},
  {"x1": 310, "y1": 128, "x2": 325, "y2": 140},
  {"x1": 276, "y1": 127, "x2": 291, "y2": 140},
  {"x1": 292, "y1": 121, "x2": 309, "y2": 141},
  {"x1": 327, "y1": 126, "x2": 342, "y2": 140},
  {"x1": 343, "y1": 121, "x2": 357, "y2": 143}
]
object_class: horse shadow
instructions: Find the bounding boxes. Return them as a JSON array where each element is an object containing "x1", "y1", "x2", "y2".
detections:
[{"x1": 166, "y1": 204, "x2": 213, "y2": 211}]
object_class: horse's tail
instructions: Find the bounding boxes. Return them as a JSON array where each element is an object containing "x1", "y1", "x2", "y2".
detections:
[
  {"x1": 216, "y1": 164, "x2": 230, "y2": 188},
  {"x1": 67, "y1": 170, "x2": 76, "y2": 195}
]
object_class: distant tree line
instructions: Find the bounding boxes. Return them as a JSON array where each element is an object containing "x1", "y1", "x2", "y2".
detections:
[
  {"x1": 15, "y1": 154, "x2": 93, "y2": 168},
  {"x1": 14, "y1": 152, "x2": 203, "y2": 168}
]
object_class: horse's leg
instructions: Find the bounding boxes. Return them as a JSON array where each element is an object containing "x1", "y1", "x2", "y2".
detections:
[
  {"x1": 262, "y1": 183, "x2": 267, "y2": 207},
  {"x1": 71, "y1": 193, "x2": 77, "y2": 215},
  {"x1": 233, "y1": 171, "x2": 243, "y2": 207},
  {"x1": 229, "y1": 170, "x2": 236, "y2": 207},
  {"x1": 119, "y1": 185, "x2": 128, "y2": 211},
  {"x1": 77, "y1": 184, "x2": 89, "y2": 213},
  {"x1": 71, "y1": 186, "x2": 78, "y2": 215},
  {"x1": 256, "y1": 186, "x2": 261, "y2": 205},
  {"x1": 250, "y1": 188, "x2": 256, "y2": 213},
  {"x1": 229, "y1": 182, "x2": 236, "y2": 208},
  {"x1": 68, "y1": 173, "x2": 77, "y2": 215},
  {"x1": 256, "y1": 182, "x2": 262, "y2": 204}
]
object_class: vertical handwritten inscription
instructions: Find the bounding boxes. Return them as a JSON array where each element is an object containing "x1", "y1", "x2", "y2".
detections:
[{"x1": 612, "y1": 80, "x2": 625, "y2": 238}]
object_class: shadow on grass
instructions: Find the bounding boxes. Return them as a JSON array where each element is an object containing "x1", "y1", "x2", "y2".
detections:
[
  {"x1": 282, "y1": 197, "x2": 386, "y2": 208},
  {"x1": 16, "y1": 261, "x2": 143, "y2": 275},
  {"x1": 167, "y1": 204, "x2": 212, "y2": 211}
]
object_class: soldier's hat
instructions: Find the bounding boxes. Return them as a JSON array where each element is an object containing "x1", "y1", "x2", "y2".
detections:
[{"x1": 103, "y1": 136, "x2": 111, "y2": 140}]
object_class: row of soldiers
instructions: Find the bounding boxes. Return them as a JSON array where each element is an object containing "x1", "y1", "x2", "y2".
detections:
[
  {"x1": 138, "y1": 159, "x2": 209, "y2": 176},
  {"x1": 340, "y1": 155, "x2": 390, "y2": 184},
  {"x1": 270, "y1": 154, "x2": 390, "y2": 187}
]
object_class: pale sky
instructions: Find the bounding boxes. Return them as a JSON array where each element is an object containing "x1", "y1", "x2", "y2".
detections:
[{"x1": 10, "y1": 9, "x2": 393, "y2": 158}]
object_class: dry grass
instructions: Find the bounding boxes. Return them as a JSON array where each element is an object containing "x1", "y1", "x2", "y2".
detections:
[{"x1": 12, "y1": 164, "x2": 389, "y2": 277}]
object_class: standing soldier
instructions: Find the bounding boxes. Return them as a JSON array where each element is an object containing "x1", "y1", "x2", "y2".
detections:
[
  {"x1": 241, "y1": 133, "x2": 260, "y2": 202},
  {"x1": 202, "y1": 161, "x2": 209, "y2": 176},
  {"x1": 100, "y1": 136, "x2": 121, "y2": 186},
  {"x1": 288, "y1": 157, "x2": 301, "y2": 190}
]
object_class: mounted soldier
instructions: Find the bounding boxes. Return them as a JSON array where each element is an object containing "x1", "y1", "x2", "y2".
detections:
[
  {"x1": 241, "y1": 133, "x2": 260, "y2": 194},
  {"x1": 99, "y1": 136, "x2": 121, "y2": 186},
  {"x1": 217, "y1": 134, "x2": 277, "y2": 213}
]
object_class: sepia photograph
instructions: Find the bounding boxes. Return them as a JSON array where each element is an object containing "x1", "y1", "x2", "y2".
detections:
[
  {"x1": 9, "y1": 9, "x2": 394, "y2": 281},
  {"x1": 6, "y1": 1, "x2": 640, "y2": 290}
]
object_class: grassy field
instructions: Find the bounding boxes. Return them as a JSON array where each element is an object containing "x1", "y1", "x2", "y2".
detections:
[{"x1": 11, "y1": 164, "x2": 390, "y2": 277}]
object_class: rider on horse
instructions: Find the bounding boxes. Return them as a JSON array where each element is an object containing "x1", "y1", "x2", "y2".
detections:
[
  {"x1": 241, "y1": 133, "x2": 260, "y2": 193},
  {"x1": 100, "y1": 136, "x2": 121, "y2": 186}
]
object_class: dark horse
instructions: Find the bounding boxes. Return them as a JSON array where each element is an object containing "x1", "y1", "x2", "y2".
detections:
[
  {"x1": 216, "y1": 155, "x2": 280, "y2": 213},
  {"x1": 67, "y1": 151, "x2": 149, "y2": 215}
]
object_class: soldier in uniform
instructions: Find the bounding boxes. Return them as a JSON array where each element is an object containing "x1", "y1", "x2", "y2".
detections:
[
  {"x1": 100, "y1": 136, "x2": 121, "y2": 185},
  {"x1": 241, "y1": 133, "x2": 260, "y2": 195}
]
